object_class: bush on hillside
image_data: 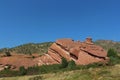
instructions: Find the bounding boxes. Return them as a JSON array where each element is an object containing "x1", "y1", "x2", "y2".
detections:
[
  {"x1": 68, "y1": 60, "x2": 76, "y2": 69},
  {"x1": 26, "y1": 66, "x2": 39, "y2": 75},
  {"x1": 19, "y1": 66, "x2": 27, "y2": 75},
  {"x1": 107, "y1": 48, "x2": 118, "y2": 57},
  {"x1": 38, "y1": 64, "x2": 61, "y2": 74},
  {"x1": 107, "y1": 48, "x2": 120, "y2": 65},
  {"x1": 0, "y1": 69, "x2": 19, "y2": 77},
  {"x1": 5, "y1": 51, "x2": 11, "y2": 56},
  {"x1": 61, "y1": 57, "x2": 68, "y2": 68}
]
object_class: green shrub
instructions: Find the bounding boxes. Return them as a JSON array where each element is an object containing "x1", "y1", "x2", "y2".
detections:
[
  {"x1": 5, "y1": 52, "x2": 11, "y2": 56},
  {"x1": 39, "y1": 64, "x2": 61, "y2": 74},
  {"x1": 107, "y1": 48, "x2": 118, "y2": 57},
  {"x1": 86, "y1": 63, "x2": 104, "y2": 69},
  {"x1": 0, "y1": 69, "x2": 19, "y2": 77},
  {"x1": 107, "y1": 48, "x2": 120, "y2": 65},
  {"x1": 26, "y1": 66, "x2": 39, "y2": 75},
  {"x1": 61, "y1": 57, "x2": 68, "y2": 68},
  {"x1": 19, "y1": 66, "x2": 27, "y2": 75},
  {"x1": 26, "y1": 64, "x2": 61, "y2": 75},
  {"x1": 68, "y1": 60, "x2": 76, "y2": 69}
]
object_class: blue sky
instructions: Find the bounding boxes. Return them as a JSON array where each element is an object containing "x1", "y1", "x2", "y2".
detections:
[{"x1": 0, "y1": 0, "x2": 120, "y2": 48}]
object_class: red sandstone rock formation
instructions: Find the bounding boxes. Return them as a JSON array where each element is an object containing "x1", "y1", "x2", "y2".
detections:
[
  {"x1": 0, "y1": 38, "x2": 109, "y2": 70},
  {"x1": 43, "y1": 37, "x2": 109, "y2": 65}
]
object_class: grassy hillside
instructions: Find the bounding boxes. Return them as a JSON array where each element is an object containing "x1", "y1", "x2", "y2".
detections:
[
  {"x1": 0, "y1": 64, "x2": 120, "y2": 80},
  {"x1": 0, "y1": 42, "x2": 53, "y2": 55},
  {"x1": 95, "y1": 40, "x2": 120, "y2": 53}
]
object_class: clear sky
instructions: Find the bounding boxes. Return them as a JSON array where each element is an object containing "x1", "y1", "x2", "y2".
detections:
[{"x1": 0, "y1": 0, "x2": 120, "y2": 48}]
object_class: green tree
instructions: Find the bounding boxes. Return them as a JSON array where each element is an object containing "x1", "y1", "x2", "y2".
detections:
[
  {"x1": 68, "y1": 60, "x2": 76, "y2": 69},
  {"x1": 61, "y1": 57, "x2": 68, "y2": 68}
]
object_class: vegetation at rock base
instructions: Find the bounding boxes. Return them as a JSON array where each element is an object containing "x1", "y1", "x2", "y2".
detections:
[
  {"x1": 68, "y1": 60, "x2": 76, "y2": 69},
  {"x1": 107, "y1": 48, "x2": 118, "y2": 57},
  {"x1": 0, "y1": 47, "x2": 120, "y2": 77},
  {"x1": 0, "y1": 57, "x2": 109, "y2": 77},
  {"x1": 19, "y1": 66, "x2": 27, "y2": 75},
  {"x1": 107, "y1": 48, "x2": 120, "y2": 65},
  {"x1": 61, "y1": 57, "x2": 68, "y2": 68},
  {"x1": 0, "y1": 40, "x2": 120, "y2": 80},
  {"x1": 0, "y1": 64, "x2": 120, "y2": 80}
]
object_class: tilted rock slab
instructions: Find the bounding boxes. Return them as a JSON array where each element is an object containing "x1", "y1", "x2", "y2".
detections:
[{"x1": 38, "y1": 37, "x2": 109, "y2": 65}]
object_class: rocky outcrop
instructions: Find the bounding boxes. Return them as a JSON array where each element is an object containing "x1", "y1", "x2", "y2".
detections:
[
  {"x1": 0, "y1": 38, "x2": 109, "y2": 70},
  {"x1": 41, "y1": 37, "x2": 109, "y2": 65},
  {"x1": 0, "y1": 55, "x2": 37, "y2": 70},
  {"x1": 34, "y1": 54, "x2": 59, "y2": 66}
]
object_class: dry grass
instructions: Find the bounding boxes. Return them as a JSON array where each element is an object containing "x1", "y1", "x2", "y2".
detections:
[{"x1": 0, "y1": 64, "x2": 120, "y2": 80}]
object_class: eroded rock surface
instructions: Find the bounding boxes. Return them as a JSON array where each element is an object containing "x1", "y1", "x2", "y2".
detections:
[{"x1": 43, "y1": 37, "x2": 109, "y2": 65}]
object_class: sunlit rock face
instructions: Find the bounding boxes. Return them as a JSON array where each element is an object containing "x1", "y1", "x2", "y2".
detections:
[{"x1": 39, "y1": 37, "x2": 109, "y2": 65}]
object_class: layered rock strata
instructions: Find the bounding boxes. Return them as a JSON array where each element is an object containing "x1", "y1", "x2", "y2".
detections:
[{"x1": 38, "y1": 37, "x2": 109, "y2": 65}]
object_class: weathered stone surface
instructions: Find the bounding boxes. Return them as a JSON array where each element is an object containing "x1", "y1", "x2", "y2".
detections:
[
  {"x1": 45, "y1": 37, "x2": 109, "y2": 65},
  {"x1": 34, "y1": 54, "x2": 59, "y2": 66},
  {"x1": 69, "y1": 47, "x2": 79, "y2": 57},
  {"x1": 80, "y1": 45, "x2": 107, "y2": 57},
  {"x1": 77, "y1": 50, "x2": 104, "y2": 65},
  {"x1": 56, "y1": 38, "x2": 74, "y2": 49},
  {"x1": 0, "y1": 54, "x2": 37, "y2": 70},
  {"x1": 49, "y1": 43, "x2": 71, "y2": 61}
]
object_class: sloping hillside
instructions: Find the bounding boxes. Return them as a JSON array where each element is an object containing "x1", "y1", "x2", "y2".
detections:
[
  {"x1": 0, "y1": 42, "x2": 53, "y2": 55},
  {"x1": 0, "y1": 40, "x2": 120, "y2": 55},
  {"x1": 95, "y1": 40, "x2": 120, "y2": 53}
]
